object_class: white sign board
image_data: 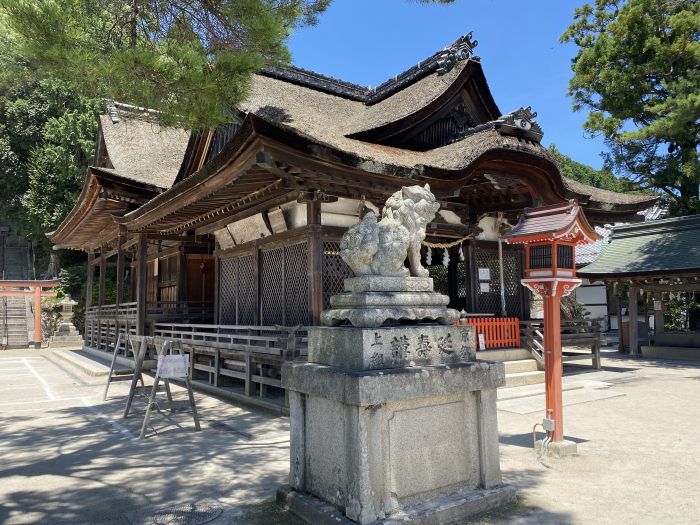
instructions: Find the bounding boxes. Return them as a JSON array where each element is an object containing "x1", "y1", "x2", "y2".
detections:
[
  {"x1": 480, "y1": 282, "x2": 490, "y2": 293},
  {"x1": 157, "y1": 354, "x2": 189, "y2": 379},
  {"x1": 478, "y1": 334, "x2": 486, "y2": 351},
  {"x1": 478, "y1": 268, "x2": 490, "y2": 281}
]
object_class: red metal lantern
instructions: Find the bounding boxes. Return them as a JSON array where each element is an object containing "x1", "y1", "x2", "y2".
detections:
[{"x1": 505, "y1": 200, "x2": 600, "y2": 445}]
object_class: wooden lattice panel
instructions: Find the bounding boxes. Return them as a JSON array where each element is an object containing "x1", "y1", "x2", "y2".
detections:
[
  {"x1": 285, "y1": 242, "x2": 309, "y2": 326},
  {"x1": 474, "y1": 248, "x2": 522, "y2": 318},
  {"x1": 261, "y1": 247, "x2": 285, "y2": 325},
  {"x1": 322, "y1": 242, "x2": 354, "y2": 310}
]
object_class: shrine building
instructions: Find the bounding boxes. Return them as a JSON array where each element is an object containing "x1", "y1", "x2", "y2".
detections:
[{"x1": 48, "y1": 34, "x2": 656, "y2": 406}]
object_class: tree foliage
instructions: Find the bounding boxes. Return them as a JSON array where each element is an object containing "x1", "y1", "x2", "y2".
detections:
[
  {"x1": 0, "y1": 75, "x2": 101, "y2": 239},
  {"x1": 562, "y1": 0, "x2": 700, "y2": 215},
  {"x1": 1, "y1": 1, "x2": 456, "y2": 131},
  {"x1": 548, "y1": 144, "x2": 626, "y2": 192},
  {"x1": 0, "y1": 0, "x2": 333, "y2": 130}
]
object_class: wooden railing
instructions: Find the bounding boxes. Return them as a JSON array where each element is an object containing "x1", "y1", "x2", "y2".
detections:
[
  {"x1": 520, "y1": 318, "x2": 603, "y2": 369},
  {"x1": 84, "y1": 301, "x2": 214, "y2": 350},
  {"x1": 152, "y1": 323, "x2": 307, "y2": 409},
  {"x1": 147, "y1": 301, "x2": 214, "y2": 321},
  {"x1": 86, "y1": 302, "x2": 137, "y2": 319},
  {"x1": 465, "y1": 317, "x2": 521, "y2": 349}
]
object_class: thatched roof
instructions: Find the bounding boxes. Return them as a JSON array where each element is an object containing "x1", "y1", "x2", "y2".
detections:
[{"x1": 99, "y1": 114, "x2": 189, "y2": 189}]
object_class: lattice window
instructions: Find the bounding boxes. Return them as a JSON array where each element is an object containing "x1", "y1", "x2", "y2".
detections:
[
  {"x1": 219, "y1": 255, "x2": 257, "y2": 325},
  {"x1": 530, "y1": 245, "x2": 552, "y2": 269},
  {"x1": 285, "y1": 242, "x2": 309, "y2": 326},
  {"x1": 557, "y1": 245, "x2": 574, "y2": 269},
  {"x1": 428, "y1": 265, "x2": 449, "y2": 296},
  {"x1": 237, "y1": 254, "x2": 256, "y2": 325},
  {"x1": 219, "y1": 257, "x2": 237, "y2": 324},
  {"x1": 322, "y1": 241, "x2": 354, "y2": 309},
  {"x1": 457, "y1": 261, "x2": 466, "y2": 299},
  {"x1": 474, "y1": 247, "x2": 522, "y2": 317},
  {"x1": 261, "y1": 247, "x2": 285, "y2": 325}
]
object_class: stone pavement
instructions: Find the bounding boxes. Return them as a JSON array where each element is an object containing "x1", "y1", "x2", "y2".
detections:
[{"x1": 0, "y1": 347, "x2": 699, "y2": 524}]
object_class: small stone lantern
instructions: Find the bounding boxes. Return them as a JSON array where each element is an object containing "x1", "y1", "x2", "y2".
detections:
[{"x1": 504, "y1": 200, "x2": 600, "y2": 454}]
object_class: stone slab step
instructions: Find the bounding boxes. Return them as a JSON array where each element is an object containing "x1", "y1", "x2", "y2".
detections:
[
  {"x1": 477, "y1": 348, "x2": 532, "y2": 362},
  {"x1": 503, "y1": 359, "x2": 539, "y2": 374},
  {"x1": 51, "y1": 348, "x2": 128, "y2": 376},
  {"x1": 503, "y1": 370, "x2": 545, "y2": 388}
]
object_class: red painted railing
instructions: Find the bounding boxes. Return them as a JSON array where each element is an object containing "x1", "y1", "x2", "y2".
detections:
[{"x1": 466, "y1": 317, "x2": 520, "y2": 350}]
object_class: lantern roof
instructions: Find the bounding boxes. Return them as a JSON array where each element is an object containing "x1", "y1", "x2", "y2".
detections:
[{"x1": 504, "y1": 200, "x2": 600, "y2": 245}]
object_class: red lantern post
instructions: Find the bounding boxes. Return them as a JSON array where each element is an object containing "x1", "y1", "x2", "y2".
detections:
[{"x1": 505, "y1": 201, "x2": 600, "y2": 451}]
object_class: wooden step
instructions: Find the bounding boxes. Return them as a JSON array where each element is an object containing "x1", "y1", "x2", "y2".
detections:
[{"x1": 503, "y1": 370, "x2": 545, "y2": 388}]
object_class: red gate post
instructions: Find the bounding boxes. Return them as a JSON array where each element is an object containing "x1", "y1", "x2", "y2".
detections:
[
  {"x1": 543, "y1": 285, "x2": 564, "y2": 441},
  {"x1": 0, "y1": 280, "x2": 59, "y2": 349},
  {"x1": 34, "y1": 285, "x2": 42, "y2": 349},
  {"x1": 504, "y1": 201, "x2": 600, "y2": 456}
]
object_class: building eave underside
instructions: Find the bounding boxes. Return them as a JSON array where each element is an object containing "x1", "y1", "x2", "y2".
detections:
[{"x1": 48, "y1": 169, "x2": 164, "y2": 250}]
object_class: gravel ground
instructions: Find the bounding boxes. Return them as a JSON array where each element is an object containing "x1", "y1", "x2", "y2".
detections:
[{"x1": 0, "y1": 348, "x2": 698, "y2": 524}]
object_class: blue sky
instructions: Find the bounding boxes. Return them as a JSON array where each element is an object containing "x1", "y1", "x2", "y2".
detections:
[{"x1": 288, "y1": 0, "x2": 606, "y2": 170}]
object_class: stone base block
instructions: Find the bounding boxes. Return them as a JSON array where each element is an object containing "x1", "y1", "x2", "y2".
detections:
[
  {"x1": 535, "y1": 439, "x2": 578, "y2": 458},
  {"x1": 284, "y1": 360, "x2": 508, "y2": 524},
  {"x1": 308, "y1": 325, "x2": 476, "y2": 370},
  {"x1": 278, "y1": 483, "x2": 517, "y2": 525}
]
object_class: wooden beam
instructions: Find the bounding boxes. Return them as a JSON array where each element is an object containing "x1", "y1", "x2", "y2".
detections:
[
  {"x1": 136, "y1": 235, "x2": 148, "y2": 335},
  {"x1": 195, "y1": 191, "x2": 298, "y2": 236},
  {"x1": 628, "y1": 283, "x2": 639, "y2": 355},
  {"x1": 653, "y1": 292, "x2": 664, "y2": 335},
  {"x1": 116, "y1": 226, "x2": 126, "y2": 307},
  {"x1": 98, "y1": 244, "x2": 107, "y2": 308},
  {"x1": 86, "y1": 251, "x2": 95, "y2": 309},
  {"x1": 307, "y1": 196, "x2": 323, "y2": 326}
]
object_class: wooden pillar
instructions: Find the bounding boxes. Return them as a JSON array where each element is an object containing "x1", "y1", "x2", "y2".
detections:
[
  {"x1": 543, "y1": 287, "x2": 564, "y2": 441},
  {"x1": 213, "y1": 252, "x2": 219, "y2": 324},
  {"x1": 306, "y1": 194, "x2": 323, "y2": 326},
  {"x1": 654, "y1": 292, "x2": 664, "y2": 335},
  {"x1": 136, "y1": 235, "x2": 148, "y2": 335},
  {"x1": 98, "y1": 245, "x2": 107, "y2": 309},
  {"x1": 628, "y1": 283, "x2": 639, "y2": 355},
  {"x1": 176, "y1": 248, "x2": 187, "y2": 303},
  {"x1": 86, "y1": 250, "x2": 95, "y2": 309},
  {"x1": 33, "y1": 285, "x2": 42, "y2": 349},
  {"x1": 116, "y1": 227, "x2": 126, "y2": 307},
  {"x1": 616, "y1": 286, "x2": 624, "y2": 353}
]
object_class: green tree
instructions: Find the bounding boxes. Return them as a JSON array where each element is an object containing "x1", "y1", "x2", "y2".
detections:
[
  {"x1": 548, "y1": 144, "x2": 625, "y2": 192},
  {"x1": 562, "y1": 0, "x2": 700, "y2": 215},
  {"x1": 1, "y1": 1, "x2": 456, "y2": 131},
  {"x1": 0, "y1": 0, "x2": 332, "y2": 130}
]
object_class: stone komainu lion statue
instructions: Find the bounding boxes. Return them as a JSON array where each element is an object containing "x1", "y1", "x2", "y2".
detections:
[{"x1": 340, "y1": 184, "x2": 439, "y2": 277}]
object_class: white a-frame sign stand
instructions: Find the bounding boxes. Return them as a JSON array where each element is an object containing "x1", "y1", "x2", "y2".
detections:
[{"x1": 104, "y1": 334, "x2": 200, "y2": 439}]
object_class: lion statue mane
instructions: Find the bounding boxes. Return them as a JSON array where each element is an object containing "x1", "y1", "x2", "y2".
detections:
[{"x1": 340, "y1": 184, "x2": 439, "y2": 277}]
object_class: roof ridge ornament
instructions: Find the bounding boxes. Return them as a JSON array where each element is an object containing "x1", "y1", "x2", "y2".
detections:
[
  {"x1": 494, "y1": 106, "x2": 544, "y2": 142},
  {"x1": 437, "y1": 32, "x2": 478, "y2": 75}
]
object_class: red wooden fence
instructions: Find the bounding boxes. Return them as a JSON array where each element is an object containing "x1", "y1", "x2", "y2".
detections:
[{"x1": 465, "y1": 317, "x2": 520, "y2": 350}]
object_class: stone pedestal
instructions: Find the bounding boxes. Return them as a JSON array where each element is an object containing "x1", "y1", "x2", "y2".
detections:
[
  {"x1": 321, "y1": 277, "x2": 460, "y2": 328},
  {"x1": 280, "y1": 323, "x2": 516, "y2": 524}
]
